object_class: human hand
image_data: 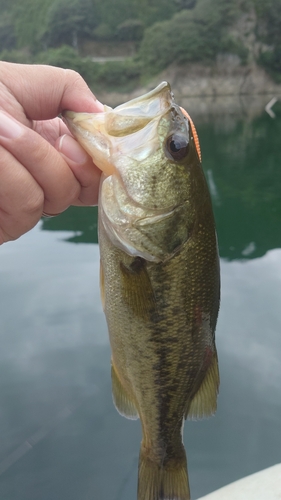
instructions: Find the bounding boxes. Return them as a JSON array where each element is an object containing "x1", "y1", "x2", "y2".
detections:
[{"x1": 0, "y1": 62, "x2": 104, "y2": 245}]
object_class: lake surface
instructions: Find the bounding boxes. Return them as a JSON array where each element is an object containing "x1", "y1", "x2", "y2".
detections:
[{"x1": 0, "y1": 96, "x2": 281, "y2": 500}]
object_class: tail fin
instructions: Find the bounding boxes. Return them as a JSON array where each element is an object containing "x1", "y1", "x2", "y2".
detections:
[{"x1": 138, "y1": 444, "x2": 190, "y2": 500}]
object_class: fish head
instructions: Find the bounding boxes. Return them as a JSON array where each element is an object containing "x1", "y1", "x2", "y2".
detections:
[{"x1": 63, "y1": 82, "x2": 203, "y2": 262}]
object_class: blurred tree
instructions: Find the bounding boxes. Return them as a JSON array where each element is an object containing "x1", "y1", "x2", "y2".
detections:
[
  {"x1": 116, "y1": 19, "x2": 144, "y2": 41},
  {"x1": 139, "y1": 0, "x2": 241, "y2": 72},
  {"x1": 254, "y1": 0, "x2": 281, "y2": 78},
  {"x1": 255, "y1": 0, "x2": 281, "y2": 44},
  {"x1": 92, "y1": 23, "x2": 113, "y2": 41},
  {"x1": 259, "y1": 44, "x2": 281, "y2": 79},
  {"x1": 1, "y1": 0, "x2": 280, "y2": 84},
  {"x1": 173, "y1": 0, "x2": 197, "y2": 8},
  {"x1": 40, "y1": 0, "x2": 98, "y2": 49},
  {"x1": 94, "y1": 0, "x2": 178, "y2": 34},
  {"x1": 94, "y1": 0, "x2": 138, "y2": 30},
  {"x1": 12, "y1": 0, "x2": 53, "y2": 50},
  {"x1": 35, "y1": 45, "x2": 92, "y2": 79},
  {"x1": 0, "y1": 0, "x2": 12, "y2": 11},
  {"x1": 138, "y1": 0, "x2": 178, "y2": 25},
  {"x1": 0, "y1": 12, "x2": 16, "y2": 50},
  {"x1": 0, "y1": 49, "x2": 32, "y2": 63}
]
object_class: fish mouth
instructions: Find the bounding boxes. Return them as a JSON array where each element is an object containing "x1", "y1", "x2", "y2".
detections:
[{"x1": 62, "y1": 82, "x2": 174, "y2": 176}]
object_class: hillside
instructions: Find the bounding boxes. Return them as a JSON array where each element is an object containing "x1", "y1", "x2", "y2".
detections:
[
  {"x1": 1, "y1": 0, "x2": 281, "y2": 97},
  {"x1": 96, "y1": 62, "x2": 281, "y2": 122}
]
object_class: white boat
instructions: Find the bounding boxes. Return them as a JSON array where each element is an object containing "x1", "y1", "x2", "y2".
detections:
[{"x1": 198, "y1": 463, "x2": 281, "y2": 499}]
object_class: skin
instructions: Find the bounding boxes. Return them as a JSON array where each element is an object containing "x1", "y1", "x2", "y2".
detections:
[
  {"x1": 0, "y1": 62, "x2": 104, "y2": 245},
  {"x1": 98, "y1": 135, "x2": 220, "y2": 500},
  {"x1": 64, "y1": 84, "x2": 220, "y2": 499}
]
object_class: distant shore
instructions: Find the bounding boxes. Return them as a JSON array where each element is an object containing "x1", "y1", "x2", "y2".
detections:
[{"x1": 96, "y1": 60, "x2": 281, "y2": 120}]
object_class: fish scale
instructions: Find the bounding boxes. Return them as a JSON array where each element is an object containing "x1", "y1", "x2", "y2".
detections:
[{"x1": 63, "y1": 81, "x2": 220, "y2": 500}]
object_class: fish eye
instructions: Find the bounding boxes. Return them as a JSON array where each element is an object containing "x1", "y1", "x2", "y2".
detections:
[{"x1": 166, "y1": 134, "x2": 189, "y2": 161}]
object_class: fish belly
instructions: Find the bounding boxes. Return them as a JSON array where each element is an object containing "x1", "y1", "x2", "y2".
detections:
[{"x1": 99, "y1": 218, "x2": 219, "y2": 500}]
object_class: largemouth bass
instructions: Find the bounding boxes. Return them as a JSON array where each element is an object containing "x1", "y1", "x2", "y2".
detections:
[{"x1": 63, "y1": 82, "x2": 220, "y2": 500}]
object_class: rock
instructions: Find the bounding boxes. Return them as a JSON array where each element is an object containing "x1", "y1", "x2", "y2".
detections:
[{"x1": 97, "y1": 62, "x2": 281, "y2": 110}]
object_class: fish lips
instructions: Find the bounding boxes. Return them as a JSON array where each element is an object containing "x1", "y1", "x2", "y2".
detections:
[{"x1": 62, "y1": 81, "x2": 175, "y2": 177}]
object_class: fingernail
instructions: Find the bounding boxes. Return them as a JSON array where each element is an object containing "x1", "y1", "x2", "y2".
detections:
[
  {"x1": 58, "y1": 134, "x2": 88, "y2": 164},
  {"x1": 94, "y1": 99, "x2": 104, "y2": 112},
  {"x1": 0, "y1": 111, "x2": 23, "y2": 139}
]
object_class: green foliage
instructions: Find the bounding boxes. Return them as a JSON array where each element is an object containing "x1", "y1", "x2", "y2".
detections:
[
  {"x1": 76, "y1": 0, "x2": 182, "y2": 46},
  {"x1": 92, "y1": 24, "x2": 114, "y2": 41},
  {"x1": 220, "y1": 36, "x2": 249, "y2": 64},
  {"x1": 12, "y1": 0, "x2": 53, "y2": 50},
  {"x1": 0, "y1": 12, "x2": 16, "y2": 50},
  {"x1": 138, "y1": 0, "x2": 240, "y2": 73},
  {"x1": 32, "y1": 46, "x2": 141, "y2": 90},
  {"x1": 40, "y1": 0, "x2": 97, "y2": 49},
  {"x1": 0, "y1": 49, "x2": 32, "y2": 64},
  {"x1": 35, "y1": 45, "x2": 93, "y2": 81},
  {"x1": 0, "y1": 0, "x2": 280, "y2": 89},
  {"x1": 35, "y1": 45, "x2": 80, "y2": 66},
  {"x1": 93, "y1": 59, "x2": 142, "y2": 89},
  {"x1": 174, "y1": 0, "x2": 196, "y2": 8},
  {"x1": 253, "y1": 0, "x2": 275, "y2": 19},
  {"x1": 134, "y1": 0, "x2": 178, "y2": 26},
  {"x1": 138, "y1": 14, "x2": 200, "y2": 72},
  {"x1": 259, "y1": 45, "x2": 281, "y2": 81},
  {"x1": 254, "y1": 0, "x2": 281, "y2": 45},
  {"x1": 116, "y1": 19, "x2": 144, "y2": 42},
  {"x1": 253, "y1": 0, "x2": 281, "y2": 78},
  {"x1": 94, "y1": 0, "x2": 178, "y2": 34},
  {"x1": 0, "y1": 0, "x2": 14, "y2": 12}
]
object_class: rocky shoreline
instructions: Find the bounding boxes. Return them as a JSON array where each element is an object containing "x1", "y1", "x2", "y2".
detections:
[{"x1": 97, "y1": 60, "x2": 281, "y2": 121}]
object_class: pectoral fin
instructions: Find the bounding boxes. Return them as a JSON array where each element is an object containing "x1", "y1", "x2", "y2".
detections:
[
  {"x1": 120, "y1": 257, "x2": 156, "y2": 319},
  {"x1": 111, "y1": 362, "x2": 139, "y2": 420},
  {"x1": 134, "y1": 203, "x2": 189, "y2": 261},
  {"x1": 186, "y1": 352, "x2": 219, "y2": 420}
]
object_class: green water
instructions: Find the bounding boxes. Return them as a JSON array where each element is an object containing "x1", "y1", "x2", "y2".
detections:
[{"x1": 0, "y1": 98, "x2": 281, "y2": 499}]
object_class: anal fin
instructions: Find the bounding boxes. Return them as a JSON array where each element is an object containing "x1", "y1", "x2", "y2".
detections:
[
  {"x1": 111, "y1": 362, "x2": 139, "y2": 420},
  {"x1": 186, "y1": 352, "x2": 220, "y2": 420}
]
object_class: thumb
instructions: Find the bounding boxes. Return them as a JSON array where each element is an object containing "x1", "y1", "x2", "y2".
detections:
[{"x1": 55, "y1": 134, "x2": 101, "y2": 206}]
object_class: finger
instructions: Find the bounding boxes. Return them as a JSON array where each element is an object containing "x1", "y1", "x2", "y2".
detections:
[
  {"x1": 55, "y1": 134, "x2": 101, "y2": 206},
  {"x1": 33, "y1": 119, "x2": 101, "y2": 205},
  {"x1": 0, "y1": 111, "x2": 80, "y2": 215},
  {"x1": 0, "y1": 145, "x2": 44, "y2": 244},
  {"x1": 0, "y1": 62, "x2": 104, "y2": 124},
  {"x1": 33, "y1": 117, "x2": 70, "y2": 146}
]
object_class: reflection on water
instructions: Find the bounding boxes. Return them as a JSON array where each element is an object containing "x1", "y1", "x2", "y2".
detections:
[
  {"x1": 199, "y1": 103, "x2": 281, "y2": 261},
  {"x1": 42, "y1": 98, "x2": 281, "y2": 261},
  {"x1": 0, "y1": 97, "x2": 281, "y2": 500},
  {"x1": 42, "y1": 206, "x2": 98, "y2": 244}
]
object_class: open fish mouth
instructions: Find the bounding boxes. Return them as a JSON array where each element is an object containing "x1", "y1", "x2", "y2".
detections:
[
  {"x1": 62, "y1": 82, "x2": 175, "y2": 176},
  {"x1": 62, "y1": 82, "x2": 197, "y2": 262}
]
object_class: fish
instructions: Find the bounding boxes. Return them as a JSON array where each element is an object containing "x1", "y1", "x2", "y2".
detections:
[{"x1": 63, "y1": 82, "x2": 220, "y2": 500}]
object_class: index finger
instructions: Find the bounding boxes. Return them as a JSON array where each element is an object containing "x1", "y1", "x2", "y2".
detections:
[{"x1": 0, "y1": 62, "x2": 103, "y2": 123}]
